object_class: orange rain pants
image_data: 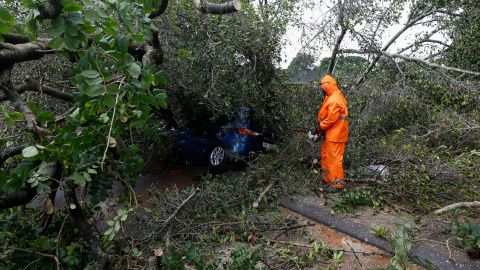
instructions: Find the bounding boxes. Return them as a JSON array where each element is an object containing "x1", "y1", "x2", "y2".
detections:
[
  {"x1": 317, "y1": 75, "x2": 348, "y2": 189},
  {"x1": 320, "y1": 141, "x2": 346, "y2": 188}
]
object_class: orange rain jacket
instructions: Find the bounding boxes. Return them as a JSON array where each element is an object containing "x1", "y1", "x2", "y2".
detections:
[
  {"x1": 317, "y1": 75, "x2": 348, "y2": 142},
  {"x1": 317, "y1": 75, "x2": 348, "y2": 189}
]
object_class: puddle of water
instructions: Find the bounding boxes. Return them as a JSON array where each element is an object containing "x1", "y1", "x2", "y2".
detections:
[{"x1": 30, "y1": 162, "x2": 206, "y2": 211}]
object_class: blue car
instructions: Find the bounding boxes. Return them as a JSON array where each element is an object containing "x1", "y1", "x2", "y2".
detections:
[{"x1": 167, "y1": 108, "x2": 275, "y2": 170}]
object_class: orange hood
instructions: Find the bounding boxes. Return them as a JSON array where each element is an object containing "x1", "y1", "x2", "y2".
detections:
[{"x1": 320, "y1": 75, "x2": 339, "y2": 96}]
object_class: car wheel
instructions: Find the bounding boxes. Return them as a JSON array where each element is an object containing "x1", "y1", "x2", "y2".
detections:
[
  {"x1": 208, "y1": 146, "x2": 226, "y2": 171},
  {"x1": 208, "y1": 146, "x2": 227, "y2": 173}
]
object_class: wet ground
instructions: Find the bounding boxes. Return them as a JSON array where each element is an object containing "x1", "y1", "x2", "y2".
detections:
[
  {"x1": 29, "y1": 161, "x2": 479, "y2": 269},
  {"x1": 280, "y1": 208, "x2": 394, "y2": 269}
]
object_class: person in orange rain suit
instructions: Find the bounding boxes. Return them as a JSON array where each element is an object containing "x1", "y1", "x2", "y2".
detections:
[{"x1": 317, "y1": 75, "x2": 348, "y2": 189}]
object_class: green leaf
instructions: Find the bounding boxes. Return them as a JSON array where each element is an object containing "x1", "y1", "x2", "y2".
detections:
[
  {"x1": 22, "y1": 146, "x2": 39, "y2": 158},
  {"x1": 82, "y1": 84, "x2": 104, "y2": 97},
  {"x1": 33, "y1": 236, "x2": 52, "y2": 251},
  {"x1": 154, "y1": 92, "x2": 168, "y2": 109},
  {"x1": 81, "y1": 70, "x2": 100, "y2": 79},
  {"x1": 99, "y1": 113, "x2": 110, "y2": 123},
  {"x1": 0, "y1": 6, "x2": 15, "y2": 23},
  {"x1": 71, "y1": 173, "x2": 86, "y2": 187},
  {"x1": 36, "y1": 183, "x2": 51, "y2": 193},
  {"x1": 0, "y1": 21, "x2": 10, "y2": 35},
  {"x1": 48, "y1": 37, "x2": 64, "y2": 49},
  {"x1": 128, "y1": 63, "x2": 141, "y2": 79},
  {"x1": 82, "y1": 172, "x2": 92, "y2": 182},
  {"x1": 48, "y1": 17, "x2": 65, "y2": 36},
  {"x1": 21, "y1": 0, "x2": 38, "y2": 9},
  {"x1": 103, "y1": 95, "x2": 116, "y2": 108},
  {"x1": 118, "y1": 36, "x2": 129, "y2": 53},
  {"x1": 8, "y1": 112, "x2": 24, "y2": 121},
  {"x1": 62, "y1": 0, "x2": 83, "y2": 12},
  {"x1": 87, "y1": 168, "x2": 97, "y2": 174}
]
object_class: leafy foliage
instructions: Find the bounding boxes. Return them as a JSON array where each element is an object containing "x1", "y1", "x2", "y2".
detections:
[{"x1": 332, "y1": 187, "x2": 382, "y2": 214}]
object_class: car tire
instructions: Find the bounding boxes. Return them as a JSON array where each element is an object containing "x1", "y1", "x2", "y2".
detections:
[{"x1": 208, "y1": 146, "x2": 227, "y2": 172}]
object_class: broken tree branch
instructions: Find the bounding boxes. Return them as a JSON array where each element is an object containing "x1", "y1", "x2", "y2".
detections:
[
  {"x1": 1, "y1": 83, "x2": 50, "y2": 140},
  {"x1": 148, "y1": 0, "x2": 169, "y2": 19},
  {"x1": 0, "y1": 146, "x2": 26, "y2": 167},
  {"x1": 252, "y1": 180, "x2": 276, "y2": 208},
  {"x1": 0, "y1": 39, "x2": 53, "y2": 64},
  {"x1": 0, "y1": 33, "x2": 30, "y2": 44},
  {"x1": 12, "y1": 248, "x2": 60, "y2": 270},
  {"x1": 0, "y1": 78, "x2": 74, "y2": 102},
  {"x1": 341, "y1": 49, "x2": 480, "y2": 76},
  {"x1": 0, "y1": 163, "x2": 56, "y2": 210},
  {"x1": 352, "y1": 8, "x2": 436, "y2": 88},
  {"x1": 193, "y1": 0, "x2": 241, "y2": 14},
  {"x1": 383, "y1": 52, "x2": 480, "y2": 76},
  {"x1": 434, "y1": 201, "x2": 480, "y2": 215},
  {"x1": 140, "y1": 187, "x2": 200, "y2": 243}
]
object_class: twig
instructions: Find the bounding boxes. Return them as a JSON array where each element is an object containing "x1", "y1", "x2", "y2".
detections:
[
  {"x1": 118, "y1": 176, "x2": 138, "y2": 207},
  {"x1": 252, "y1": 180, "x2": 276, "y2": 208},
  {"x1": 164, "y1": 188, "x2": 199, "y2": 227},
  {"x1": 434, "y1": 201, "x2": 480, "y2": 215},
  {"x1": 140, "y1": 188, "x2": 200, "y2": 243},
  {"x1": 446, "y1": 237, "x2": 453, "y2": 260},
  {"x1": 273, "y1": 223, "x2": 315, "y2": 240},
  {"x1": 23, "y1": 257, "x2": 42, "y2": 270},
  {"x1": 56, "y1": 213, "x2": 69, "y2": 264},
  {"x1": 347, "y1": 179, "x2": 384, "y2": 184},
  {"x1": 101, "y1": 80, "x2": 123, "y2": 171},
  {"x1": 12, "y1": 248, "x2": 60, "y2": 270}
]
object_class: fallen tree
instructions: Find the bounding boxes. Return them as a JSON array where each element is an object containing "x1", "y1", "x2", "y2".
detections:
[{"x1": 0, "y1": 0, "x2": 242, "y2": 268}]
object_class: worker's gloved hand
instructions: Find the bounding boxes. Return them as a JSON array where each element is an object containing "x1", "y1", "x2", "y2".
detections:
[{"x1": 319, "y1": 130, "x2": 326, "y2": 140}]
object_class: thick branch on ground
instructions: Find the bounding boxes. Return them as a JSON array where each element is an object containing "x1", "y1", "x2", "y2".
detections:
[
  {"x1": 0, "y1": 163, "x2": 56, "y2": 210},
  {"x1": 0, "y1": 39, "x2": 54, "y2": 65},
  {"x1": 434, "y1": 201, "x2": 480, "y2": 215},
  {"x1": 0, "y1": 188, "x2": 36, "y2": 210},
  {"x1": 193, "y1": 0, "x2": 241, "y2": 14},
  {"x1": 1, "y1": 83, "x2": 50, "y2": 139},
  {"x1": 0, "y1": 78, "x2": 73, "y2": 102},
  {"x1": 148, "y1": 0, "x2": 169, "y2": 19},
  {"x1": 0, "y1": 146, "x2": 26, "y2": 167},
  {"x1": 1, "y1": 33, "x2": 30, "y2": 44}
]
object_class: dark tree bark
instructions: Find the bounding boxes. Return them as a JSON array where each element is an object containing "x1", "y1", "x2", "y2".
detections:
[
  {"x1": 327, "y1": 27, "x2": 347, "y2": 74},
  {"x1": 0, "y1": 39, "x2": 53, "y2": 65},
  {"x1": 0, "y1": 163, "x2": 56, "y2": 210},
  {"x1": 0, "y1": 78, "x2": 74, "y2": 102},
  {"x1": 194, "y1": 0, "x2": 241, "y2": 14},
  {"x1": 148, "y1": 0, "x2": 169, "y2": 19},
  {"x1": 37, "y1": 0, "x2": 62, "y2": 20},
  {"x1": 0, "y1": 146, "x2": 25, "y2": 166},
  {"x1": 0, "y1": 188, "x2": 36, "y2": 210}
]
